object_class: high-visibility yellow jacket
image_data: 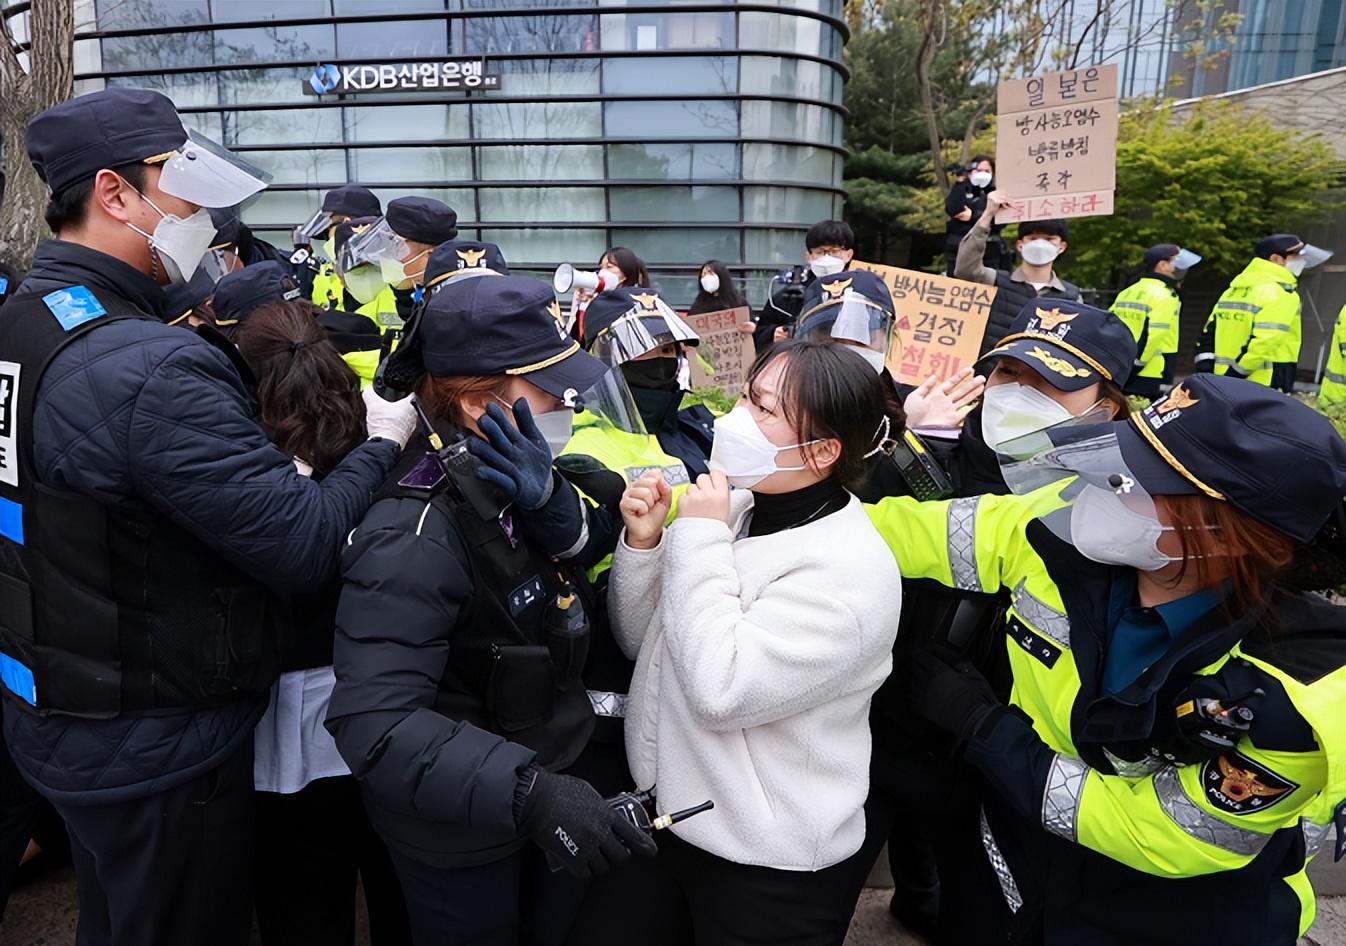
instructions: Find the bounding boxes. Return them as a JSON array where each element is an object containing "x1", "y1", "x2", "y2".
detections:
[
  {"x1": 1318, "y1": 304, "x2": 1346, "y2": 406},
  {"x1": 1111, "y1": 276, "x2": 1180, "y2": 380},
  {"x1": 1196, "y1": 258, "x2": 1301, "y2": 387}
]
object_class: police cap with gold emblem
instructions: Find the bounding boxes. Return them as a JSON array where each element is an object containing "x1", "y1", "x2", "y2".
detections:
[
  {"x1": 799, "y1": 269, "x2": 894, "y2": 322},
  {"x1": 581, "y1": 287, "x2": 700, "y2": 355},
  {"x1": 423, "y1": 239, "x2": 511, "y2": 289},
  {"x1": 979, "y1": 298, "x2": 1137, "y2": 393},
  {"x1": 1116, "y1": 374, "x2": 1346, "y2": 542}
]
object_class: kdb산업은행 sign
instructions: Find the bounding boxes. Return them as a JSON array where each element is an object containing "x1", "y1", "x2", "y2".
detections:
[
  {"x1": 994, "y1": 64, "x2": 1118, "y2": 224},
  {"x1": 305, "y1": 60, "x2": 501, "y2": 95},
  {"x1": 850, "y1": 262, "x2": 995, "y2": 386}
]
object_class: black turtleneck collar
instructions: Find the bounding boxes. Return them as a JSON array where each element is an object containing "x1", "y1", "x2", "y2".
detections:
[
  {"x1": 747, "y1": 475, "x2": 849, "y2": 538},
  {"x1": 1147, "y1": 271, "x2": 1181, "y2": 291},
  {"x1": 21, "y1": 239, "x2": 170, "y2": 321}
]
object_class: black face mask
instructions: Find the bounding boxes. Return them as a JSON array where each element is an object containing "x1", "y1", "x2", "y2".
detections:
[{"x1": 621, "y1": 357, "x2": 680, "y2": 391}]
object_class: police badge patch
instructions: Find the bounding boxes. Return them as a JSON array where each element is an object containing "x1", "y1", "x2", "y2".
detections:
[{"x1": 1201, "y1": 752, "x2": 1298, "y2": 816}]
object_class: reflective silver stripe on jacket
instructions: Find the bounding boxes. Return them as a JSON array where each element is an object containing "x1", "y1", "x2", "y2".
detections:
[
  {"x1": 587, "y1": 690, "x2": 629, "y2": 718},
  {"x1": 1153, "y1": 766, "x2": 1270, "y2": 856},
  {"x1": 1102, "y1": 747, "x2": 1163, "y2": 779},
  {"x1": 980, "y1": 807, "x2": 1023, "y2": 913},
  {"x1": 1193, "y1": 352, "x2": 1216, "y2": 363},
  {"x1": 1217, "y1": 301, "x2": 1263, "y2": 314},
  {"x1": 1113, "y1": 300, "x2": 1151, "y2": 312},
  {"x1": 1148, "y1": 321, "x2": 1173, "y2": 331},
  {"x1": 1324, "y1": 369, "x2": 1346, "y2": 385},
  {"x1": 1302, "y1": 817, "x2": 1332, "y2": 859},
  {"x1": 1011, "y1": 579, "x2": 1071, "y2": 648},
  {"x1": 1252, "y1": 321, "x2": 1291, "y2": 331},
  {"x1": 557, "y1": 489, "x2": 591, "y2": 559},
  {"x1": 947, "y1": 497, "x2": 981, "y2": 592},
  {"x1": 1042, "y1": 754, "x2": 1088, "y2": 842}
]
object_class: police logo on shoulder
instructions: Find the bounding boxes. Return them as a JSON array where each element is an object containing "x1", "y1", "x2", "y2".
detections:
[{"x1": 1201, "y1": 751, "x2": 1298, "y2": 816}]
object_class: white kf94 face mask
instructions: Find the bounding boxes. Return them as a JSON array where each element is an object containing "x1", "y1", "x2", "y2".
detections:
[
  {"x1": 709, "y1": 405, "x2": 822, "y2": 489},
  {"x1": 1019, "y1": 239, "x2": 1060, "y2": 266},
  {"x1": 1069, "y1": 484, "x2": 1179, "y2": 571},
  {"x1": 124, "y1": 188, "x2": 218, "y2": 286},
  {"x1": 980, "y1": 382, "x2": 1075, "y2": 451}
]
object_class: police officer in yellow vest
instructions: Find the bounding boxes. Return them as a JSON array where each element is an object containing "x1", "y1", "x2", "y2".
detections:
[
  {"x1": 331, "y1": 217, "x2": 402, "y2": 333},
  {"x1": 1196, "y1": 234, "x2": 1332, "y2": 393},
  {"x1": 1110, "y1": 244, "x2": 1199, "y2": 400},
  {"x1": 866, "y1": 375, "x2": 1346, "y2": 945},
  {"x1": 339, "y1": 196, "x2": 459, "y2": 330},
  {"x1": 298, "y1": 184, "x2": 381, "y2": 310},
  {"x1": 1319, "y1": 303, "x2": 1346, "y2": 406}
]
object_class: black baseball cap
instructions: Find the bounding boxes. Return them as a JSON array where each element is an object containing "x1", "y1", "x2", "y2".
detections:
[
  {"x1": 26, "y1": 88, "x2": 188, "y2": 195},
  {"x1": 799, "y1": 269, "x2": 895, "y2": 323},
  {"x1": 1117, "y1": 374, "x2": 1346, "y2": 542},
  {"x1": 979, "y1": 299, "x2": 1137, "y2": 392},
  {"x1": 386, "y1": 197, "x2": 458, "y2": 245},
  {"x1": 581, "y1": 287, "x2": 699, "y2": 351},
  {"x1": 1254, "y1": 234, "x2": 1304, "y2": 259},
  {"x1": 423, "y1": 240, "x2": 511, "y2": 287},
  {"x1": 212, "y1": 260, "x2": 301, "y2": 326},
  {"x1": 322, "y1": 184, "x2": 381, "y2": 218},
  {"x1": 1142, "y1": 243, "x2": 1181, "y2": 268},
  {"x1": 421, "y1": 275, "x2": 607, "y2": 401}
]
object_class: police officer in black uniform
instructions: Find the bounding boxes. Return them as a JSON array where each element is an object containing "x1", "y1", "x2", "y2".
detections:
[
  {"x1": 0, "y1": 88, "x2": 416, "y2": 946},
  {"x1": 326, "y1": 274, "x2": 656, "y2": 946}
]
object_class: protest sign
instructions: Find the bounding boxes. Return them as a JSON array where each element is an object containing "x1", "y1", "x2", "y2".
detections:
[
  {"x1": 850, "y1": 262, "x2": 996, "y2": 386},
  {"x1": 994, "y1": 64, "x2": 1118, "y2": 224},
  {"x1": 684, "y1": 306, "x2": 755, "y2": 395}
]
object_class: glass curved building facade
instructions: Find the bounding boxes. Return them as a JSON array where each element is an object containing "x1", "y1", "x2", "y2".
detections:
[{"x1": 8, "y1": 0, "x2": 849, "y2": 298}]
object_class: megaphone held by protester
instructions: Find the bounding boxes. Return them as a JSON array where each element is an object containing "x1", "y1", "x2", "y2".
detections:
[{"x1": 553, "y1": 263, "x2": 612, "y2": 295}]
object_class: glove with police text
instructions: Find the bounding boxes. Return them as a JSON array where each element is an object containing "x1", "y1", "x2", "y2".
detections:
[
  {"x1": 362, "y1": 386, "x2": 419, "y2": 448},
  {"x1": 469, "y1": 399, "x2": 555, "y2": 510},
  {"x1": 515, "y1": 766, "x2": 656, "y2": 880},
  {"x1": 901, "y1": 647, "x2": 1002, "y2": 747}
]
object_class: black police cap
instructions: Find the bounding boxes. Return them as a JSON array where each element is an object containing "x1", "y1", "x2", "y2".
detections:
[
  {"x1": 332, "y1": 216, "x2": 381, "y2": 259},
  {"x1": 163, "y1": 269, "x2": 217, "y2": 326},
  {"x1": 980, "y1": 299, "x2": 1138, "y2": 392},
  {"x1": 209, "y1": 208, "x2": 243, "y2": 250},
  {"x1": 322, "y1": 185, "x2": 381, "y2": 218},
  {"x1": 424, "y1": 240, "x2": 511, "y2": 286},
  {"x1": 581, "y1": 287, "x2": 698, "y2": 351},
  {"x1": 420, "y1": 275, "x2": 606, "y2": 401},
  {"x1": 799, "y1": 269, "x2": 895, "y2": 322},
  {"x1": 387, "y1": 197, "x2": 458, "y2": 245},
  {"x1": 1254, "y1": 233, "x2": 1303, "y2": 259},
  {"x1": 26, "y1": 88, "x2": 188, "y2": 195},
  {"x1": 1118, "y1": 375, "x2": 1346, "y2": 542},
  {"x1": 212, "y1": 260, "x2": 302, "y2": 326},
  {"x1": 1142, "y1": 243, "x2": 1181, "y2": 269}
]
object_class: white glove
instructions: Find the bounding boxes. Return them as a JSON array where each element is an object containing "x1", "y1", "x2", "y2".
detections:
[{"x1": 362, "y1": 386, "x2": 419, "y2": 448}]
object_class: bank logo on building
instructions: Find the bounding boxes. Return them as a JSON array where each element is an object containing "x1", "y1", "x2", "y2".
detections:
[{"x1": 304, "y1": 60, "x2": 501, "y2": 96}]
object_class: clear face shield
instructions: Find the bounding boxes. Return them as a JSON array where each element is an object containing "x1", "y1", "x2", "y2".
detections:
[
  {"x1": 797, "y1": 291, "x2": 894, "y2": 366},
  {"x1": 1296, "y1": 244, "x2": 1334, "y2": 270},
  {"x1": 589, "y1": 299, "x2": 700, "y2": 368},
  {"x1": 196, "y1": 246, "x2": 243, "y2": 284},
  {"x1": 295, "y1": 209, "x2": 334, "y2": 245},
  {"x1": 564, "y1": 364, "x2": 650, "y2": 439},
  {"x1": 341, "y1": 217, "x2": 428, "y2": 286},
  {"x1": 156, "y1": 130, "x2": 271, "y2": 210}
]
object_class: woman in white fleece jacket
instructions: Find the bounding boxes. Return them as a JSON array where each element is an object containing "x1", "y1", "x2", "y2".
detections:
[{"x1": 611, "y1": 339, "x2": 902, "y2": 946}]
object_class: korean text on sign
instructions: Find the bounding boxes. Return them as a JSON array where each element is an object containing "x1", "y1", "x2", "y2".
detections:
[
  {"x1": 850, "y1": 262, "x2": 996, "y2": 387},
  {"x1": 684, "y1": 306, "x2": 755, "y2": 396},
  {"x1": 994, "y1": 64, "x2": 1119, "y2": 223}
]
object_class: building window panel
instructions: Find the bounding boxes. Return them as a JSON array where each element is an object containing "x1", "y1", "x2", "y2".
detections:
[
  {"x1": 346, "y1": 104, "x2": 469, "y2": 142},
  {"x1": 739, "y1": 11, "x2": 840, "y2": 58},
  {"x1": 247, "y1": 188, "x2": 325, "y2": 229},
  {"x1": 464, "y1": 15, "x2": 599, "y2": 54},
  {"x1": 350, "y1": 146, "x2": 473, "y2": 184},
  {"x1": 743, "y1": 186, "x2": 832, "y2": 224},
  {"x1": 610, "y1": 186, "x2": 739, "y2": 223},
  {"x1": 336, "y1": 19, "x2": 450, "y2": 58},
  {"x1": 214, "y1": 25, "x2": 336, "y2": 65},
  {"x1": 739, "y1": 55, "x2": 841, "y2": 103},
  {"x1": 229, "y1": 106, "x2": 344, "y2": 145},
  {"x1": 601, "y1": 56, "x2": 736, "y2": 95},
  {"x1": 745, "y1": 227, "x2": 806, "y2": 265},
  {"x1": 480, "y1": 228, "x2": 609, "y2": 266},
  {"x1": 246, "y1": 148, "x2": 347, "y2": 185},
  {"x1": 101, "y1": 30, "x2": 215, "y2": 73},
  {"x1": 473, "y1": 101, "x2": 603, "y2": 139},
  {"x1": 480, "y1": 187, "x2": 606, "y2": 222},
  {"x1": 599, "y1": 11, "x2": 734, "y2": 50},
  {"x1": 740, "y1": 101, "x2": 834, "y2": 143},
  {"x1": 476, "y1": 145, "x2": 605, "y2": 181},
  {"x1": 223, "y1": 66, "x2": 329, "y2": 105},
  {"x1": 376, "y1": 188, "x2": 477, "y2": 222},
  {"x1": 604, "y1": 100, "x2": 738, "y2": 138},
  {"x1": 95, "y1": 0, "x2": 208, "y2": 30},
  {"x1": 608, "y1": 142, "x2": 738, "y2": 180},
  {"x1": 741, "y1": 142, "x2": 833, "y2": 184},
  {"x1": 182, "y1": 111, "x2": 225, "y2": 143},
  {"x1": 209, "y1": 0, "x2": 332, "y2": 23},
  {"x1": 334, "y1": 0, "x2": 445, "y2": 12},
  {"x1": 614, "y1": 227, "x2": 740, "y2": 264},
  {"x1": 493, "y1": 58, "x2": 601, "y2": 97},
  {"x1": 105, "y1": 72, "x2": 220, "y2": 109}
]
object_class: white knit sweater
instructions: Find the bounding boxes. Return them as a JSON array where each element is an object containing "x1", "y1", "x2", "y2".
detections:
[{"x1": 610, "y1": 491, "x2": 902, "y2": 871}]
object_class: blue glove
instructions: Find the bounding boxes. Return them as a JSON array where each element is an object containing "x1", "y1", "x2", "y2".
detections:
[{"x1": 468, "y1": 399, "x2": 556, "y2": 510}]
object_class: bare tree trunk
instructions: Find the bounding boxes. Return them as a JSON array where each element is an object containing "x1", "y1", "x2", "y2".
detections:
[
  {"x1": 0, "y1": 0, "x2": 75, "y2": 272},
  {"x1": 914, "y1": 0, "x2": 949, "y2": 194}
]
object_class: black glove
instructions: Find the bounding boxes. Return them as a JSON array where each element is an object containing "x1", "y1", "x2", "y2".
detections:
[
  {"x1": 469, "y1": 399, "x2": 556, "y2": 510},
  {"x1": 516, "y1": 767, "x2": 657, "y2": 880},
  {"x1": 900, "y1": 647, "x2": 1001, "y2": 746}
]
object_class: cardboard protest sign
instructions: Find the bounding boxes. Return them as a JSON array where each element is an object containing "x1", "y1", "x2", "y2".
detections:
[
  {"x1": 684, "y1": 306, "x2": 754, "y2": 396},
  {"x1": 994, "y1": 63, "x2": 1118, "y2": 224},
  {"x1": 850, "y1": 262, "x2": 996, "y2": 385}
]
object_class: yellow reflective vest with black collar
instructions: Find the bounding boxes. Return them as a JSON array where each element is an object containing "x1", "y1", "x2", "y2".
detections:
[
  {"x1": 866, "y1": 484, "x2": 1346, "y2": 942},
  {"x1": 1318, "y1": 304, "x2": 1346, "y2": 406},
  {"x1": 1196, "y1": 257, "x2": 1301, "y2": 387},
  {"x1": 1111, "y1": 276, "x2": 1180, "y2": 381},
  {"x1": 310, "y1": 238, "x2": 342, "y2": 309}
]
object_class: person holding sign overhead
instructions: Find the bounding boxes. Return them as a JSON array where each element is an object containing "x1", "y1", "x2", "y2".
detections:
[{"x1": 955, "y1": 190, "x2": 1082, "y2": 354}]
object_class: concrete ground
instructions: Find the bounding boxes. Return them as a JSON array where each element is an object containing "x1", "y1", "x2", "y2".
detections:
[{"x1": 2, "y1": 865, "x2": 1342, "y2": 946}]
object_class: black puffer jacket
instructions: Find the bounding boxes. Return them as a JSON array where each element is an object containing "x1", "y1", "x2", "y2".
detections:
[{"x1": 2, "y1": 241, "x2": 399, "y2": 805}]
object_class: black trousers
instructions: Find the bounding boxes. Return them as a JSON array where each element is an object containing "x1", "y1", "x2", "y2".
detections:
[
  {"x1": 660, "y1": 832, "x2": 864, "y2": 946},
  {"x1": 254, "y1": 775, "x2": 411, "y2": 946},
  {"x1": 52, "y1": 739, "x2": 256, "y2": 946},
  {"x1": 0, "y1": 730, "x2": 41, "y2": 920}
]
